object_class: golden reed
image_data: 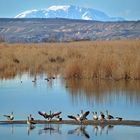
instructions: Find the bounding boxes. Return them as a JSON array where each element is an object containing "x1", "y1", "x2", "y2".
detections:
[{"x1": 0, "y1": 40, "x2": 140, "y2": 80}]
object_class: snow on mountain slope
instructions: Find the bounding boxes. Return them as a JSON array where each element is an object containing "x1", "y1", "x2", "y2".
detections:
[{"x1": 15, "y1": 5, "x2": 124, "y2": 21}]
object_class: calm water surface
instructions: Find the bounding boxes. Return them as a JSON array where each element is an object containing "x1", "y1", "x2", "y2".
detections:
[
  {"x1": 0, "y1": 124, "x2": 140, "y2": 140},
  {"x1": 0, "y1": 74, "x2": 140, "y2": 139}
]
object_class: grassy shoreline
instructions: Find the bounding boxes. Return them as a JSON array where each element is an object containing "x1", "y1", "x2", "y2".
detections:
[{"x1": 0, "y1": 40, "x2": 140, "y2": 80}]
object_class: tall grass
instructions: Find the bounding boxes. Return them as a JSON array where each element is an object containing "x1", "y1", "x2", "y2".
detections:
[{"x1": 0, "y1": 40, "x2": 140, "y2": 80}]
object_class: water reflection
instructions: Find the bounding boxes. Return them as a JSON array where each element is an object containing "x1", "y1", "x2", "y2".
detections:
[
  {"x1": 27, "y1": 125, "x2": 36, "y2": 136},
  {"x1": 68, "y1": 125, "x2": 90, "y2": 139},
  {"x1": 62, "y1": 79, "x2": 140, "y2": 104},
  {"x1": 0, "y1": 124, "x2": 115, "y2": 138},
  {"x1": 38, "y1": 124, "x2": 61, "y2": 135},
  {"x1": 92, "y1": 124, "x2": 114, "y2": 136},
  {"x1": 0, "y1": 123, "x2": 140, "y2": 140},
  {"x1": 0, "y1": 74, "x2": 140, "y2": 121}
]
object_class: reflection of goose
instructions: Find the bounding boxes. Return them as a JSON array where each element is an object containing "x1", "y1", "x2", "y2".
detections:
[
  {"x1": 93, "y1": 125, "x2": 114, "y2": 136},
  {"x1": 106, "y1": 110, "x2": 114, "y2": 120},
  {"x1": 38, "y1": 124, "x2": 61, "y2": 135},
  {"x1": 68, "y1": 125, "x2": 90, "y2": 139},
  {"x1": 32, "y1": 76, "x2": 37, "y2": 82},
  {"x1": 92, "y1": 112, "x2": 98, "y2": 121},
  {"x1": 99, "y1": 125, "x2": 105, "y2": 135},
  {"x1": 68, "y1": 111, "x2": 90, "y2": 123},
  {"x1": 106, "y1": 125, "x2": 114, "y2": 135},
  {"x1": 3, "y1": 112, "x2": 14, "y2": 121},
  {"x1": 116, "y1": 117, "x2": 123, "y2": 121},
  {"x1": 27, "y1": 125, "x2": 36, "y2": 136},
  {"x1": 52, "y1": 76, "x2": 56, "y2": 79},
  {"x1": 44, "y1": 78, "x2": 49, "y2": 82},
  {"x1": 93, "y1": 125, "x2": 98, "y2": 136},
  {"x1": 38, "y1": 111, "x2": 62, "y2": 121}
]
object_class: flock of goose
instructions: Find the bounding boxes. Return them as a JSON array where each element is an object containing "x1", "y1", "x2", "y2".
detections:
[
  {"x1": 2, "y1": 110, "x2": 123, "y2": 126},
  {"x1": 68, "y1": 110, "x2": 122, "y2": 122}
]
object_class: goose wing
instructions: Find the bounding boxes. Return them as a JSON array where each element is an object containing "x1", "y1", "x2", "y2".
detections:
[
  {"x1": 83, "y1": 130, "x2": 90, "y2": 139},
  {"x1": 3, "y1": 115, "x2": 10, "y2": 118},
  {"x1": 67, "y1": 115, "x2": 77, "y2": 120},
  {"x1": 38, "y1": 111, "x2": 45, "y2": 117},
  {"x1": 38, "y1": 111, "x2": 49, "y2": 119},
  {"x1": 52, "y1": 111, "x2": 62, "y2": 117},
  {"x1": 109, "y1": 115, "x2": 114, "y2": 119},
  {"x1": 82, "y1": 111, "x2": 90, "y2": 119}
]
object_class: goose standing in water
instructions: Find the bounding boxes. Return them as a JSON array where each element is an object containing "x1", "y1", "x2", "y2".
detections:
[
  {"x1": 92, "y1": 112, "x2": 98, "y2": 121},
  {"x1": 38, "y1": 111, "x2": 62, "y2": 121},
  {"x1": 29, "y1": 114, "x2": 34, "y2": 121},
  {"x1": 68, "y1": 111, "x2": 90, "y2": 123},
  {"x1": 3, "y1": 112, "x2": 14, "y2": 121},
  {"x1": 79, "y1": 110, "x2": 84, "y2": 118},
  {"x1": 106, "y1": 110, "x2": 114, "y2": 120},
  {"x1": 99, "y1": 112, "x2": 105, "y2": 122},
  {"x1": 55, "y1": 115, "x2": 62, "y2": 121},
  {"x1": 47, "y1": 111, "x2": 62, "y2": 121},
  {"x1": 27, "y1": 115, "x2": 36, "y2": 125},
  {"x1": 116, "y1": 117, "x2": 123, "y2": 121}
]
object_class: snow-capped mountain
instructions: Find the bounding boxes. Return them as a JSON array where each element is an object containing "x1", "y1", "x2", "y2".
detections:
[{"x1": 15, "y1": 5, "x2": 124, "y2": 21}]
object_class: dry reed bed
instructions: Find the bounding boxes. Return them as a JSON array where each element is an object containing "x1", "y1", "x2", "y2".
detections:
[{"x1": 0, "y1": 40, "x2": 140, "y2": 80}]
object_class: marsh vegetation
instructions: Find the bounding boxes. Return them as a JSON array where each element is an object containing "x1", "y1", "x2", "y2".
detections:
[{"x1": 0, "y1": 40, "x2": 140, "y2": 80}]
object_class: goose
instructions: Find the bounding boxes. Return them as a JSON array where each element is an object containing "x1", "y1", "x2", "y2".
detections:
[
  {"x1": 48, "y1": 111, "x2": 62, "y2": 121},
  {"x1": 92, "y1": 112, "x2": 98, "y2": 121},
  {"x1": 68, "y1": 111, "x2": 90, "y2": 123},
  {"x1": 106, "y1": 110, "x2": 114, "y2": 120},
  {"x1": 79, "y1": 110, "x2": 85, "y2": 118},
  {"x1": 27, "y1": 115, "x2": 36, "y2": 125},
  {"x1": 116, "y1": 117, "x2": 123, "y2": 121},
  {"x1": 52, "y1": 76, "x2": 56, "y2": 79},
  {"x1": 3, "y1": 112, "x2": 14, "y2": 121},
  {"x1": 32, "y1": 76, "x2": 37, "y2": 82},
  {"x1": 55, "y1": 115, "x2": 62, "y2": 121},
  {"x1": 38, "y1": 111, "x2": 62, "y2": 121},
  {"x1": 44, "y1": 78, "x2": 49, "y2": 82},
  {"x1": 29, "y1": 114, "x2": 34, "y2": 121},
  {"x1": 99, "y1": 112, "x2": 105, "y2": 121},
  {"x1": 68, "y1": 114, "x2": 81, "y2": 122}
]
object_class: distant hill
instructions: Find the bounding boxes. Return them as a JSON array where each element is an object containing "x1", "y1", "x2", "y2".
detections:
[
  {"x1": 0, "y1": 18, "x2": 140, "y2": 43},
  {"x1": 15, "y1": 5, "x2": 124, "y2": 22}
]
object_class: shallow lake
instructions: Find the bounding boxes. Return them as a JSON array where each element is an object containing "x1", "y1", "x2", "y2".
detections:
[
  {"x1": 0, "y1": 74, "x2": 140, "y2": 139},
  {"x1": 0, "y1": 124, "x2": 140, "y2": 140}
]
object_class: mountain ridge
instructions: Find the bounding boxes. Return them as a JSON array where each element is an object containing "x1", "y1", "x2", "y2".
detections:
[
  {"x1": 15, "y1": 5, "x2": 124, "y2": 21},
  {"x1": 0, "y1": 18, "x2": 140, "y2": 43}
]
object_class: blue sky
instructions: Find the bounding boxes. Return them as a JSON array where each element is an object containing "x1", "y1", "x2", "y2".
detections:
[{"x1": 0, "y1": 0, "x2": 140, "y2": 20}]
